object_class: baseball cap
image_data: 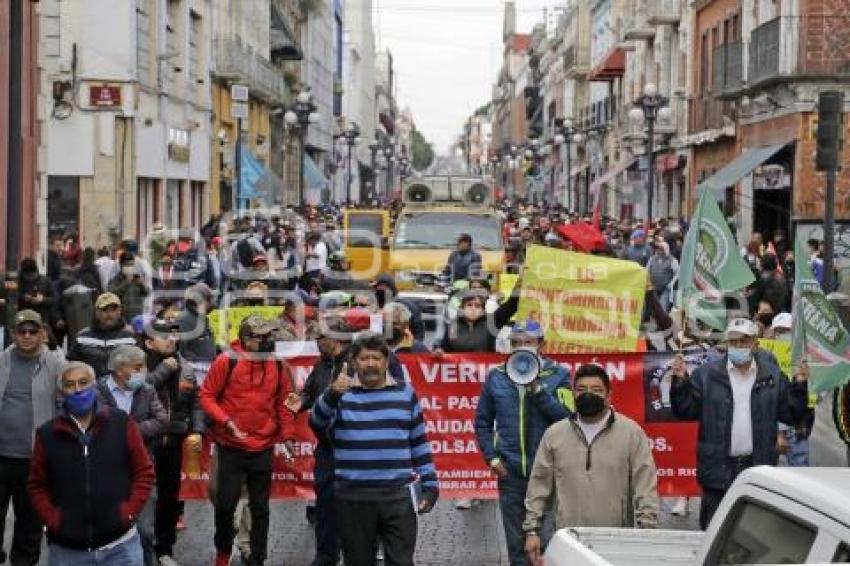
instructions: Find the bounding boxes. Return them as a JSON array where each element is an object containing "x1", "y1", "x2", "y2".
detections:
[
  {"x1": 511, "y1": 319, "x2": 544, "y2": 338},
  {"x1": 144, "y1": 318, "x2": 180, "y2": 338},
  {"x1": 771, "y1": 313, "x2": 793, "y2": 331},
  {"x1": 14, "y1": 309, "x2": 43, "y2": 328},
  {"x1": 725, "y1": 318, "x2": 759, "y2": 340},
  {"x1": 239, "y1": 315, "x2": 276, "y2": 337},
  {"x1": 631, "y1": 229, "x2": 646, "y2": 240},
  {"x1": 95, "y1": 292, "x2": 122, "y2": 310}
]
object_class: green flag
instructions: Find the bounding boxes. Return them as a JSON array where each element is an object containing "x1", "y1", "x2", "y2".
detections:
[
  {"x1": 791, "y1": 235, "x2": 850, "y2": 393},
  {"x1": 678, "y1": 189, "x2": 755, "y2": 329}
]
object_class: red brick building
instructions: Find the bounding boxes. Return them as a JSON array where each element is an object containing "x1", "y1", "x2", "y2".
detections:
[{"x1": 689, "y1": 0, "x2": 850, "y2": 250}]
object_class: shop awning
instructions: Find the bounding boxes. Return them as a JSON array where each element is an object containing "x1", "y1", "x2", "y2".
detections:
[
  {"x1": 697, "y1": 142, "x2": 790, "y2": 197},
  {"x1": 303, "y1": 153, "x2": 329, "y2": 190},
  {"x1": 590, "y1": 158, "x2": 636, "y2": 196},
  {"x1": 587, "y1": 47, "x2": 626, "y2": 81}
]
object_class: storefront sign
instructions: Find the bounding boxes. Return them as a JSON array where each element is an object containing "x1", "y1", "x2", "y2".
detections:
[{"x1": 89, "y1": 85, "x2": 122, "y2": 107}]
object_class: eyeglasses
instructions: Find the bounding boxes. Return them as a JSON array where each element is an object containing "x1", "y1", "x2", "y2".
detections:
[{"x1": 15, "y1": 328, "x2": 40, "y2": 336}]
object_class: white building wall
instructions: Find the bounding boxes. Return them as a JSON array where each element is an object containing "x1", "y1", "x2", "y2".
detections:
[{"x1": 304, "y1": 0, "x2": 334, "y2": 154}]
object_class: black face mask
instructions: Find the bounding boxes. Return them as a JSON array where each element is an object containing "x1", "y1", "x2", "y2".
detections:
[
  {"x1": 756, "y1": 313, "x2": 774, "y2": 327},
  {"x1": 376, "y1": 289, "x2": 389, "y2": 308},
  {"x1": 575, "y1": 392, "x2": 607, "y2": 418},
  {"x1": 258, "y1": 338, "x2": 275, "y2": 353},
  {"x1": 388, "y1": 327, "x2": 404, "y2": 346}
]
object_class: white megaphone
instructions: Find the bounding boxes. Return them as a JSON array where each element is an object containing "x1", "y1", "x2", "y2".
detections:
[{"x1": 505, "y1": 349, "x2": 541, "y2": 386}]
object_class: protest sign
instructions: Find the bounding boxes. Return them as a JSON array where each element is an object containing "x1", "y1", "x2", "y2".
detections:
[
  {"x1": 207, "y1": 306, "x2": 283, "y2": 346},
  {"x1": 516, "y1": 245, "x2": 647, "y2": 353},
  {"x1": 181, "y1": 352, "x2": 700, "y2": 500}
]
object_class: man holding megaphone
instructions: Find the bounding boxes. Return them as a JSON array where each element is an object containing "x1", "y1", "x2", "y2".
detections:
[{"x1": 474, "y1": 320, "x2": 572, "y2": 566}]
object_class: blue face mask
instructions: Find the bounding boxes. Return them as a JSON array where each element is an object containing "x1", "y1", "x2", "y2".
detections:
[
  {"x1": 127, "y1": 372, "x2": 146, "y2": 391},
  {"x1": 728, "y1": 346, "x2": 753, "y2": 366},
  {"x1": 63, "y1": 387, "x2": 96, "y2": 416}
]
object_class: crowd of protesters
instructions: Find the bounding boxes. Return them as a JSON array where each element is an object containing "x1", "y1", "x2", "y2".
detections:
[{"x1": 0, "y1": 197, "x2": 845, "y2": 566}]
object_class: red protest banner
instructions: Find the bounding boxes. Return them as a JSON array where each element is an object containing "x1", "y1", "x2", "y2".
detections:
[{"x1": 180, "y1": 352, "x2": 701, "y2": 500}]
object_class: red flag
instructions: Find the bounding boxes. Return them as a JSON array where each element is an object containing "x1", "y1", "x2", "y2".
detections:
[{"x1": 556, "y1": 223, "x2": 607, "y2": 253}]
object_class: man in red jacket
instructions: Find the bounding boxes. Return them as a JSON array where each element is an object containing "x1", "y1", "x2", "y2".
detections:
[
  {"x1": 27, "y1": 360, "x2": 155, "y2": 564},
  {"x1": 200, "y1": 315, "x2": 297, "y2": 566}
]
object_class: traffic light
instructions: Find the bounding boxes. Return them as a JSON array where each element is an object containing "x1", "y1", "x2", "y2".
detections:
[{"x1": 817, "y1": 91, "x2": 844, "y2": 171}]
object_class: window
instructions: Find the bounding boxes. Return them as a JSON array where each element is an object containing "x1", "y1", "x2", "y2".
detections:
[
  {"x1": 700, "y1": 32, "x2": 709, "y2": 95},
  {"x1": 347, "y1": 214, "x2": 385, "y2": 248},
  {"x1": 47, "y1": 176, "x2": 80, "y2": 237},
  {"x1": 706, "y1": 499, "x2": 816, "y2": 565},
  {"x1": 394, "y1": 213, "x2": 502, "y2": 251},
  {"x1": 833, "y1": 543, "x2": 850, "y2": 563}
]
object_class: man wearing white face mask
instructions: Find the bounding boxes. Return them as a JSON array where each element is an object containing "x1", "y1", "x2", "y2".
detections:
[
  {"x1": 97, "y1": 344, "x2": 167, "y2": 566},
  {"x1": 670, "y1": 318, "x2": 811, "y2": 530}
]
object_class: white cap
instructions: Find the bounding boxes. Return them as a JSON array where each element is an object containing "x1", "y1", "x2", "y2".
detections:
[
  {"x1": 518, "y1": 217, "x2": 531, "y2": 229},
  {"x1": 725, "y1": 318, "x2": 759, "y2": 340},
  {"x1": 771, "y1": 312, "x2": 793, "y2": 330}
]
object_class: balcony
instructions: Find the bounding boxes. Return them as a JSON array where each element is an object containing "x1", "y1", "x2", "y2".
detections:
[
  {"x1": 563, "y1": 44, "x2": 590, "y2": 77},
  {"x1": 747, "y1": 16, "x2": 850, "y2": 91},
  {"x1": 647, "y1": 0, "x2": 681, "y2": 26},
  {"x1": 622, "y1": 12, "x2": 655, "y2": 42},
  {"x1": 690, "y1": 96, "x2": 733, "y2": 134},
  {"x1": 713, "y1": 41, "x2": 745, "y2": 98},
  {"x1": 213, "y1": 35, "x2": 285, "y2": 104}
]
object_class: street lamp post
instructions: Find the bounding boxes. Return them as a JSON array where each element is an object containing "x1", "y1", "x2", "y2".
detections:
[
  {"x1": 554, "y1": 118, "x2": 584, "y2": 212},
  {"x1": 382, "y1": 138, "x2": 395, "y2": 198},
  {"x1": 284, "y1": 88, "x2": 321, "y2": 206},
  {"x1": 368, "y1": 139, "x2": 380, "y2": 200},
  {"x1": 629, "y1": 83, "x2": 671, "y2": 224},
  {"x1": 341, "y1": 122, "x2": 361, "y2": 204}
]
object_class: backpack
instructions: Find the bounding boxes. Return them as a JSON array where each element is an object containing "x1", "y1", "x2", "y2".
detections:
[
  {"x1": 236, "y1": 238, "x2": 257, "y2": 269},
  {"x1": 205, "y1": 356, "x2": 296, "y2": 428}
]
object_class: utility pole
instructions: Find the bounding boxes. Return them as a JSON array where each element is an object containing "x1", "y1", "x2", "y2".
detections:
[{"x1": 817, "y1": 91, "x2": 844, "y2": 292}]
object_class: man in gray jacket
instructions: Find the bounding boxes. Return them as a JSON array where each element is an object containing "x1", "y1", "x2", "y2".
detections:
[{"x1": 0, "y1": 309, "x2": 65, "y2": 565}]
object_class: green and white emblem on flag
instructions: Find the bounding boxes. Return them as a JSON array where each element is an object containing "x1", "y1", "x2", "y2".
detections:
[
  {"x1": 678, "y1": 189, "x2": 755, "y2": 329},
  {"x1": 792, "y1": 235, "x2": 850, "y2": 393}
]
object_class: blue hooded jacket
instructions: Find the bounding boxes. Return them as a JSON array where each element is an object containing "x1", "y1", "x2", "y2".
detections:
[{"x1": 474, "y1": 358, "x2": 573, "y2": 479}]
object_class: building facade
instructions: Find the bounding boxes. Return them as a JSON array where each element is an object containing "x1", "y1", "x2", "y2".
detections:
[{"x1": 40, "y1": 0, "x2": 213, "y2": 249}]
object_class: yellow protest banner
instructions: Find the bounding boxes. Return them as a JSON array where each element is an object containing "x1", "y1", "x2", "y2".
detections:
[
  {"x1": 207, "y1": 306, "x2": 283, "y2": 346},
  {"x1": 516, "y1": 245, "x2": 647, "y2": 353},
  {"x1": 499, "y1": 274, "x2": 519, "y2": 298}
]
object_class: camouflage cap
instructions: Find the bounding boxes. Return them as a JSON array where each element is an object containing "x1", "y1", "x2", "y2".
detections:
[{"x1": 14, "y1": 309, "x2": 43, "y2": 328}]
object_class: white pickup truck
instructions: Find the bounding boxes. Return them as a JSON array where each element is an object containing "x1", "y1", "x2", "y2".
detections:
[{"x1": 545, "y1": 466, "x2": 850, "y2": 565}]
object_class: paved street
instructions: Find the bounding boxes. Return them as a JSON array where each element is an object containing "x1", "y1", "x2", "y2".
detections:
[{"x1": 4, "y1": 497, "x2": 698, "y2": 565}]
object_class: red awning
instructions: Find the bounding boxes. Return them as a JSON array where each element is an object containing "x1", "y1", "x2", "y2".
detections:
[{"x1": 587, "y1": 47, "x2": 626, "y2": 81}]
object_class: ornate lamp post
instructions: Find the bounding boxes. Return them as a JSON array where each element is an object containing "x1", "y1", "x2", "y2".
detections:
[
  {"x1": 284, "y1": 88, "x2": 320, "y2": 205},
  {"x1": 553, "y1": 118, "x2": 584, "y2": 211},
  {"x1": 629, "y1": 83, "x2": 672, "y2": 224},
  {"x1": 340, "y1": 122, "x2": 361, "y2": 204}
]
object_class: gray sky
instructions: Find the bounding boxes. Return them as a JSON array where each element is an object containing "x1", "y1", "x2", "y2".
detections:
[{"x1": 374, "y1": 0, "x2": 561, "y2": 153}]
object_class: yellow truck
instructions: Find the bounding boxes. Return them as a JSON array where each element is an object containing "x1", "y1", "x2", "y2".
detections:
[{"x1": 389, "y1": 176, "x2": 504, "y2": 291}]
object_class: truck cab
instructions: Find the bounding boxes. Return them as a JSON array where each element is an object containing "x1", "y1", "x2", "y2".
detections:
[
  {"x1": 544, "y1": 466, "x2": 850, "y2": 565},
  {"x1": 389, "y1": 176, "x2": 504, "y2": 291}
]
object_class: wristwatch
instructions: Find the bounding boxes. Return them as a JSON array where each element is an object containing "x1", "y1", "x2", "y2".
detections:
[{"x1": 525, "y1": 531, "x2": 539, "y2": 537}]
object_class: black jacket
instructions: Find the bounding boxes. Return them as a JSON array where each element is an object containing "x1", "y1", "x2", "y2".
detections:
[
  {"x1": 176, "y1": 307, "x2": 218, "y2": 363},
  {"x1": 68, "y1": 322, "x2": 137, "y2": 379},
  {"x1": 671, "y1": 351, "x2": 810, "y2": 490},
  {"x1": 146, "y1": 352, "x2": 206, "y2": 442},
  {"x1": 302, "y1": 351, "x2": 349, "y2": 447},
  {"x1": 95, "y1": 378, "x2": 168, "y2": 444},
  {"x1": 438, "y1": 295, "x2": 518, "y2": 353}
]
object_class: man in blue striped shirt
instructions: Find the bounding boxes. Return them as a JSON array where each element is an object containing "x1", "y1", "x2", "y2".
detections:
[{"x1": 310, "y1": 333, "x2": 438, "y2": 566}]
